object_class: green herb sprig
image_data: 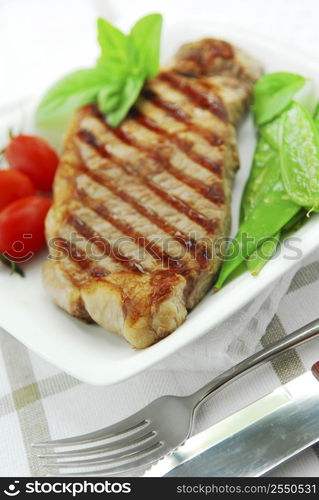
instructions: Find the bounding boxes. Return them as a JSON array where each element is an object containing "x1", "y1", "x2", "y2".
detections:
[
  {"x1": 0, "y1": 254, "x2": 25, "y2": 277},
  {"x1": 35, "y1": 14, "x2": 162, "y2": 128}
]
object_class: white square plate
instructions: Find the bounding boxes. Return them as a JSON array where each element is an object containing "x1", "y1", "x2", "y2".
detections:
[{"x1": 1, "y1": 20, "x2": 318, "y2": 385}]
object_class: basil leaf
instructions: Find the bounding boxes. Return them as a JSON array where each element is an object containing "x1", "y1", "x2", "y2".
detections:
[
  {"x1": 130, "y1": 14, "x2": 162, "y2": 78},
  {"x1": 98, "y1": 84, "x2": 122, "y2": 113},
  {"x1": 253, "y1": 72, "x2": 307, "y2": 126},
  {"x1": 97, "y1": 73, "x2": 126, "y2": 117},
  {"x1": 280, "y1": 102, "x2": 319, "y2": 209},
  {"x1": 98, "y1": 74, "x2": 144, "y2": 127},
  {"x1": 36, "y1": 14, "x2": 163, "y2": 129},
  {"x1": 36, "y1": 68, "x2": 108, "y2": 124},
  {"x1": 97, "y1": 18, "x2": 129, "y2": 67}
]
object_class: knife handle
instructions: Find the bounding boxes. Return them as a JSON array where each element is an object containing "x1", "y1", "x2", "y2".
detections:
[
  {"x1": 189, "y1": 317, "x2": 319, "y2": 410},
  {"x1": 312, "y1": 361, "x2": 319, "y2": 381}
]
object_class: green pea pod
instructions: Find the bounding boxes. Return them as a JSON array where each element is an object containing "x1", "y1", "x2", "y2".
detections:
[
  {"x1": 253, "y1": 72, "x2": 306, "y2": 126},
  {"x1": 217, "y1": 76, "x2": 317, "y2": 290},
  {"x1": 247, "y1": 209, "x2": 307, "y2": 276},
  {"x1": 246, "y1": 232, "x2": 280, "y2": 276},
  {"x1": 241, "y1": 143, "x2": 280, "y2": 222},
  {"x1": 314, "y1": 103, "x2": 319, "y2": 130},
  {"x1": 241, "y1": 140, "x2": 281, "y2": 275},
  {"x1": 260, "y1": 114, "x2": 284, "y2": 150},
  {"x1": 240, "y1": 133, "x2": 281, "y2": 274},
  {"x1": 280, "y1": 102, "x2": 319, "y2": 210},
  {"x1": 240, "y1": 137, "x2": 275, "y2": 222},
  {"x1": 215, "y1": 188, "x2": 300, "y2": 289},
  {"x1": 246, "y1": 208, "x2": 307, "y2": 277},
  {"x1": 281, "y1": 209, "x2": 307, "y2": 236},
  {"x1": 222, "y1": 261, "x2": 247, "y2": 287},
  {"x1": 260, "y1": 82, "x2": 316, "y2": 149}
]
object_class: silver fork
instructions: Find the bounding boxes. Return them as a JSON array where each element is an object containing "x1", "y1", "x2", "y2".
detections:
[{"x1": 34, "y1": 318, "x2": 319, "y2": 476}]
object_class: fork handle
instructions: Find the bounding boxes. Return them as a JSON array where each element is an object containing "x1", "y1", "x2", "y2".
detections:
[{"x1": 189, "y1": 318, "x2": 319, "y2": 410}]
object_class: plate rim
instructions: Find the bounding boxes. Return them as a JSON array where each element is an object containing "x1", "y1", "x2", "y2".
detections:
[{"x1": 1, "y1": 21, "x2": 319, "y2": 385}]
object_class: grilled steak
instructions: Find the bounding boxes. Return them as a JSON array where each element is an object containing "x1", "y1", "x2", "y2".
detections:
[{"x1": 43, "y1": 38, "x2": 262, "y2": 348}]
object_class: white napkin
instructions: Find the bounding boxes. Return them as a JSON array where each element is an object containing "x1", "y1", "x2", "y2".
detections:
[{"x1": 154, "y1": 270, "x2": 296, "y2": 373}]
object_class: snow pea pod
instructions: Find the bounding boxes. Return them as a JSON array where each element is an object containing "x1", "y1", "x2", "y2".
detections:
[
  {"x1": 215, "y1": 188, "x2": 300, "y2": 289},
  {"x1": 216, "y1": 75, "x2": 317, "y2": 289},
  {"x1": 253, "y1": 72, "x2": 306, "y2": 126},
  {"x1": 246, "y1": 232, "x2": 280, "y2": 275},
  {"x1": 280, "y1": 102, "x2": 319, "y2": 210},
  {"x1": 241, "y1": 139, "x2": 280, "y2": 222},
  {"x1": 261, "y1": 83, "x2": 317, "y2": 149},
  {"x1": 241, "y1": 138, "x2": 281, "y2": 275},
  {"x1": 281, "y1": 209, "x2": 307, "y2": 236},
  {"x1": 222, "y1": 261, "x2": 247, "y2": 287},
  {"x1": 246, "y1": 101, "x2": 318, "y2": 279},
  {"x1": 260, "y1": 112, "x2": 287, "y2": 150},
  {"x1": 247, "y1": 208, "x2": 307, "y2": 276}
]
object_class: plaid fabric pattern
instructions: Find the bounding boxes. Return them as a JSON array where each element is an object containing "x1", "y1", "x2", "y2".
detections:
[{"x1": 0, "y1": 251, "x2": 319, "y2": 477}]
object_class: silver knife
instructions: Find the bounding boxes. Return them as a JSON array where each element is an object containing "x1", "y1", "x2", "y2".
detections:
[{"x1": 146, "y1": 362, "x2": 319, "y2": 477}]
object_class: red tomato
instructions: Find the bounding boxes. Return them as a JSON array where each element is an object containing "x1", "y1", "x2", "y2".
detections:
[
  {"x1": 0, "y1": 196, "x2": 51, "y2": 261},
  {"x1": 0, "y1": 170, "x2": 35, "y2": 211},
  {"x1": 5, "y1": 134, "x2": 59, "y2": 191}
]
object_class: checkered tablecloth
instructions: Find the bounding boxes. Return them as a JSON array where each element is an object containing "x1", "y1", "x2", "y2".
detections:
[{"x1": 1, "y1": 250, "x2": 319, "y2": 477}]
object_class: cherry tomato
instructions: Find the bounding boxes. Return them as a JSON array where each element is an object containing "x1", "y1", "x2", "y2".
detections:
[
  {"x1": 5, "y1": 134, "x2": 59, "y2": 191},
  {"x1": 0, "y1": 196, "x2": 51, "y2": 261},
  {"x1": 0, "y1": 170, "x2": 35, "y2": 211}
]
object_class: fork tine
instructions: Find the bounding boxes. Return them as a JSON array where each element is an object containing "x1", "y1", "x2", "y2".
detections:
[
  {"x1": 45, "y1": 442, "x2": 163, "y2": 476},
  {"x1": 33, "y1": 418, "x2": 149, "y2": 448},
  {"x1": 37, "y1": 431, "x2": 156, "y2": 460},
  {"x1": 43, "y1": 436, "x2": 160, "y2": 468}
]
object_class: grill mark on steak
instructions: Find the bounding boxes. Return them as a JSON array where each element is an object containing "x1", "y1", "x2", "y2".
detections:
[
  {"x1": 77, "y1": 128, "x2": 111, "y2": 158},
  {"x1": 67, "y1": 213, "x2": 146, "y2": 274},
  {"x1": 141, "y1": 88, "x2": 189, "y2": 120},
  {"x1": 128, "y1": 109, "x2": 223, "y2": 176},
  {"x1": 77, "y1": 129, "x2": 219, "y2": 233},
  {"x1": 146, "y1": 179, "x2": 217, "y2": 232},
  {"x1": 75, "y1": 164, "x2": 209, "y2": 270},
  {"x1": 54, "y1": 237, "x2": 110, "y2": 279},
  {"x1": 76, "y1": 188, "x2": 191, "y2": 275},
  {"x1": 112, "y1": 126, "x2": 224, "y2": 206},
  {"x1": 92, "y1": 104, "x2": 223, "y2": 176},
  {"x1": 158, "y1": 71, "x2": 228, "y2": 122},
  {"x1": 139, "y1": 90, "x2": 222, "y2": 148}
]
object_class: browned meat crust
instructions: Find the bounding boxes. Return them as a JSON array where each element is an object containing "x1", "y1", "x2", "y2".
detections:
[{"x1": 43, "y1": 38, "x2": 262, "y2": 348}]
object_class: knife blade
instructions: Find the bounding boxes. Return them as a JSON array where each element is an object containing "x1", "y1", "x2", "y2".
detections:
[{"x1": 146, "y1": 363, "x2": 319, "y2": 477}]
